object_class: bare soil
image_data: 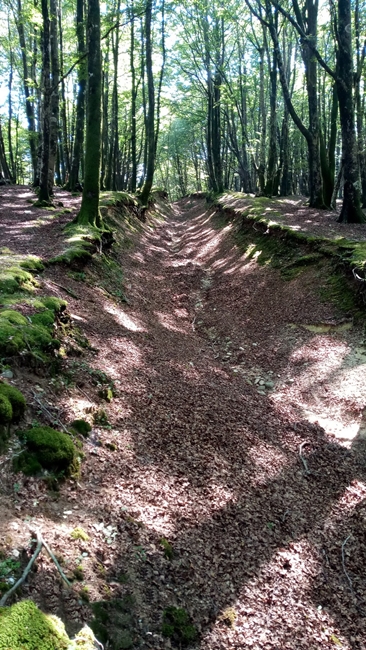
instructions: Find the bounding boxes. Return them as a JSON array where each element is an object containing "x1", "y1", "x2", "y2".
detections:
[{"x1": 1, "y1": 189, "x2": 366, "y2": 649}]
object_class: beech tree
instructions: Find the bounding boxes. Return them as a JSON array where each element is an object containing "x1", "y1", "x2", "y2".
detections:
[{"x1": 74, "y1": 0, "x2": 102, "y2": 227}]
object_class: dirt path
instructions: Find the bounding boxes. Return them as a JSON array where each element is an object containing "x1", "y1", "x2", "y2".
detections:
[{"x1": 3, "y1": 196, "x2": 366, "y2": 649}]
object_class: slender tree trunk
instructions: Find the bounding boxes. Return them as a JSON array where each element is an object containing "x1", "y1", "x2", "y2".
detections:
[
  {"x1": 140, "y1": 0, "x2": 155, "y2": 205},
  {"x1": 7, "y1": 20, "x2": 16, "y2": 182},
  {"x1": 69, "y1": 0, "x2": 86, "y2": 191},
  {"x1": 38, "y1": 0, "x2": 52, "y2": 204},
  {"x1": 130, "y1": 1, "x2": 137, "y2": 192},
  {"x1": 15, "y1": 0, "x2": 38, "y2": 184},
  {"x1": 59, "y1": 4, "x2": 70, "y2": 184},
  {"x1": 49, "y1": 0, "x2": 59, "y2": 193},
  {"x1": 75, "y1": 0, "x2": 102, "y2": 226}
]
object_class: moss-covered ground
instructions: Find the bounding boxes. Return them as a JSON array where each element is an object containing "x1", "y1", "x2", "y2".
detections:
[{"x1": 213, "y1": 193, "x2": 366, "y2": 319}]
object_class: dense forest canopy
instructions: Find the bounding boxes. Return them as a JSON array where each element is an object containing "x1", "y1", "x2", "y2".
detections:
[{"x1": 0, "y1": 0, "x2": 365, "y2": 221}]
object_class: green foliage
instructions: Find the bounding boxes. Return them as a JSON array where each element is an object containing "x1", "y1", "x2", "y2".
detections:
[
  {"x1": 0, "y1": 557, "x2": 21, "y2": 580},
  {"x1": 70, "y1": 419, "x2": 92, "y2": 437},
  {"x1": 0, "y1": 600, "x2": 69, "y2": 650},
  {"x1": 14, "y1": 426, "x2": 76, "y2": 476},
  {"x1": 0, "y1": 383, "x2": 26, "y2": 422},
  {"x1": 162, "y1": 606, "x2": 197, "y2": 646},
  {"x1": 70, "y1": 526, "x2": 90, "y2": 541}
]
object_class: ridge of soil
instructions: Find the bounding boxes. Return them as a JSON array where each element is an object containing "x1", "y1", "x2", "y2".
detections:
[{"x1": 1, "y1": 188, "x2": 366, "y2": 649}]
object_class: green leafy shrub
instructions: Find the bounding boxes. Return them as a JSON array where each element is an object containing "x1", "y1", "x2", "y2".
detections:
[
  {"x1": 14, "y1": 426, "x2": 76, "y2": 476},
  {"x1": 0, "y1": 384, "x2": 26, "y2": 422},
  {"x1": 0, "y1": 600, "x2": 69, "y2": 650},
  {"x1": 162, "y1": 606, "x2": 197, "y2": 646}
]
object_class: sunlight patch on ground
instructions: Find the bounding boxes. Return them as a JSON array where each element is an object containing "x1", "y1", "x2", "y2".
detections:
[
  {"x1": 272, "y1": 333, "x2": 366, "y2": 443},
  {"x1": 104, "y1": 303, "x2": 146, "y2": 332},
  {"x1": 155, "y1": 310, "x2": 189, "y2": 333},
  {"x1": 248, "y1": 442, "x2": 292, "y2": 483},
  {"x1": 105, "y1": 473, "x2": 236, "y2": 537},
  {"x1": 201, "y1": 538, "x2": 351, "y2": 649}
]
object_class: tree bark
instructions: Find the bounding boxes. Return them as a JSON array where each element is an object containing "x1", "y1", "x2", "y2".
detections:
[
  {"x1": 75, "y1": 0, "x2": 102, "y2": 226},
  {"x1": 69, "y1": 0, "x2": 86, "y2": 191},
  {"x1": 140, "y1": 0, "x2": 155, "y2": 205},
  {"x1": 336, "y1": 0, "x2": 366, "y2": 223}
]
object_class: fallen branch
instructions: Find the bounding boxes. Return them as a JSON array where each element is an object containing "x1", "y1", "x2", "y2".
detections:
[
  {"x1": 40, "y1": 533, "x2": 71, "y2": 587},
  {"x1": 341, "y1": 534, "x2": 353, "y2": 592},
  {"x1": 0, "y1": 528, "x2": 71, "y2": 606},
  {"x1": 31, "y1": 391, "x2": 69, "y2": 434},
  {"x1": 0, "y1": 532, "x2": 43, "y2": 606},
  {"x1": 299, "y1": 441, "x2": 311, "y2": 475}
]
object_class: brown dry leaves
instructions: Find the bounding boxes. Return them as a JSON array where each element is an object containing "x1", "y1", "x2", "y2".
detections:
[{"x1": 1, "y1": 193, "x2": 366, "y2": 649}]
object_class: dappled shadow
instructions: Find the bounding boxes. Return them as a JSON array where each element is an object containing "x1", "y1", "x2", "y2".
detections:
[
  {"x1": 9, "y1": 195, "x2": 366, "y2": 648},
  {"x1": 0, "y1": 185, "x2": 80, "y2": 261}
]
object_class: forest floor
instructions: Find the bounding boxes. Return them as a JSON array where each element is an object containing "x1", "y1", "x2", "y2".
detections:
[{"x1": 1, "y1": 187, "x2": 366, "y2": 649}]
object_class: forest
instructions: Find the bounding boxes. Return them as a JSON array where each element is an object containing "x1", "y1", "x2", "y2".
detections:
[{"x1": 0, "y1": 0, "x2": 366, "y2": 222}]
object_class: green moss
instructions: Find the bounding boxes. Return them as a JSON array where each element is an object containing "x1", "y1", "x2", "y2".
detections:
[
  {"x1": 73, "y1": 566, "x2": 85, "y2": 581},
  {"x1": 92, "y1": 409, "x2": 110, "y2": 426},
  {"x1": 160, "y1": 537, "x2": 174, "y2": 560},
  {"x1": 73, "y1": 626, "x2": 99, "y2": 649},
  {"x1": 0, "y1": 394, "x2": 12, "y2": 425},
  {"x1": 41, "y1": 296, "x2": 67, "y2": 312},
  {"x1": 0, "y1": 384, "x2": 26, "y2": 422},
  {"x1": 0, "y1": 600, "x2": 69, "y2": 650},
  {"x1": 19, "y1": 256, "x2": 45, "y2": 272},
  {"x1": 162, "y1": 607, "x2": 197, "y2": 646},
  {"x1": 0, "y1": 307, "x2": 60, "y2": 360},
  {"x1": 98, "y1": 386, "x2": 113, "y2": 402},
  {"x1": 70, "y1": 526, "x2": 90, "y2": 541},
  {"x1": 15, "y1": 426, "x2": 76, "y2": 476},
  {"x1": 31, "y1": 309, "x2": 55, "y2": 327},
  {"x1": 70, "y1": 419, "x2": 92, "y2": 437},
  {"x1": 219, "y1": 607, "x2": 237, "y2": 627},
  {"x1": 0, "y1": 310, "x2": 28, "y2": 325}
]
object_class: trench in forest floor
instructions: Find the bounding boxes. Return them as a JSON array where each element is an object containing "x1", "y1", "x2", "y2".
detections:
[{"x1": 2, "y1": 194, "x2": 366, "y2": 649}]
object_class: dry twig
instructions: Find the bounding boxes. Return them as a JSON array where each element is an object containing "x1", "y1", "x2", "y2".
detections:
[
  {"x1": 341, "y1": 534, "x2": 353, "y2": 592},
  {"x1": 0, "y1": 528, "x2": 71, "y2": 607},
  {"x1": 299, "y1": 441, "x2": 311, "y2": 475},
  {"x1": 31, "y1": 391, "x2": 69, "y2": 433}
]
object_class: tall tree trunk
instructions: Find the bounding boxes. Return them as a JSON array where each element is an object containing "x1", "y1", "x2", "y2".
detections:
[
  {"x1": 75, "y1": 0, "x2": 102, "y2": 226},
  {"x1": 69, "y1": 0, "x2": 86, "y2": 191},
  {"x1": 140, "y1": 0, "x2": 155, "y2": 205},
  {"x1": 14, "y1": 0, "x2": 38, "y2": 184},
  {"x1": 49, "y1": 0, "x2": 59, "y2": 193},
  {"x1": 38, "y1": 0, "x2": 52, "y2": 204},
  {"x1": 7, "y1": 19, "x2": 16, "y2": 182},
  {"x1": 336, "y1": 0, "x2": 365, "y2": 223},
  {"x1": 129, "y1": 1, "x2": 138, "y2": 192},
  {"x1": 59, "y1": 4, "x2": 70, "y2": 184}
]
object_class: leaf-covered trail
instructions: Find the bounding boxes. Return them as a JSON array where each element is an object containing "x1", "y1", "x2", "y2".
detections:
[{"x1": 7, "y1": 196, "x2": 366, "y2": 648}]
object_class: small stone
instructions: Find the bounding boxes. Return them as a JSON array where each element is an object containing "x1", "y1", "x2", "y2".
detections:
[
  {"x1": 1, "y1": 370, "x2": 13, "y2": 379},
  {"x1": 265, "y1": 381, "x2": 275, "y2": 389}
]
